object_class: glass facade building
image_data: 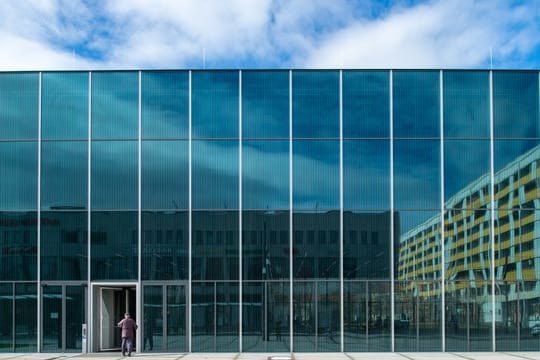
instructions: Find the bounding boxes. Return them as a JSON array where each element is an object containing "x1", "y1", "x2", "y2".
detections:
[{"x1": 0, "y1": 69, "x2": 539, "y2": 353}]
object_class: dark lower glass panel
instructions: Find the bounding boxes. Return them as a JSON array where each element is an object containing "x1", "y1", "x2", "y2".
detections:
[
  {"x1": 65, "y1": 285, "x2": 85, "y2": 351},
  {"x1": 91, "y1": 211, "x2": 137, "y2": 280},
  {"x1": 343, "y1": 211, "x2": 392, "y2": 279},
  {"x1": 42, "y1": 286, "x2": 62, "y2": 352},
  {"x1": 0, "y1": 212, "x2": 37, "y2": 281},
  {"x1": 0, "y1": 141, "x2": 37, "y2": 210},
  {"x1": 242, "y1": 211, "x2": 289, "y2": 281},
  {"x1": 14, "y1": 283, "x2": 36, "y2": 352},
  {"x1": 344, "y1": 281, "x2": 391, "y2": 352},
  {"x1": 141, "y1": 71, "x2": 189, "y2": 139},
  {"x1": 192, "y1": 211, "x2": 238, "y2": 281},
  {"x1": 0, "y1": 283, "x2": 13, "y2": 352},
  {"x1": 0, "y1": 72, "x2": 38, "y2": 140},
  {"x1": 41, "y1": 211, "x2": 87, "y2": 281},
  {"x1": 167, "y1": 285, "x2": 187, "y2": 352},
  {"x1": 41, "y1": 141, "x2": 87, "y2": 210},
  {"x1": 446, "y1": 281, "x2": 492, "y2": 351},
  {"x1": 42, "y1": 72, "x2": 88, "y2": 140},
  {"x1": 242, "y1": 281, "x2": 290, "y2": 352},
  {"x1": 293, "y1": 211, "x2": 339, "y2": 279},
  {"x1": 141, "y1": 211, "x2": 187, "y2": 280},
  {"x1": 191, "y1": 282, "x2": 239, "y2": 352},
  {"x1": 394, "y1": 281, "x2": 441, "y2": 352},
  {"x1": 143, "y1": 286, "x2": 163, "y2": 352},
  {"x1": 293, "y1": 280, "x2": 340, "y2": 352}
]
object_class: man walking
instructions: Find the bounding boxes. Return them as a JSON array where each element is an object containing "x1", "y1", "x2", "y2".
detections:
[{"x1": 117, "y1": 312, "x2": 138, "y2": 357}]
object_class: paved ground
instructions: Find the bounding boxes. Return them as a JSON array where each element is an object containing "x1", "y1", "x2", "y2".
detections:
[{"x1": 1, "y1": 353, "x2": 540, "y2": 360}]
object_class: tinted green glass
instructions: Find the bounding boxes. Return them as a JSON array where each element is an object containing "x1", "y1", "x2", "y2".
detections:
[
  {"x1": 142, "y1": 71, "x2": 188, "y2": 139},
  {"x1": 65, "y1": 286, "x2": 85, "y2": 351},
  {"x1": 242, "y1": 70, "x2": 289, "y2": 138},
  {"x1": 41, "y1": 141, "x2": 87, "y2": 210},
  {"x1": 42, "y1": 72, "x2": 88, "y2": 140},
  {"x1": 343, "y1": 140, "x2": 390, "y2": 209},
  {"x1": 143, "y1": 286, "x2": 163, "y2": 352},
  {"x1": 167, "y1": 285, "x2": 187, "y2": 352},
  {"x1": 192, "y1": 210, "x2": 238, "y2": 281},
  {"x1": 91, "y1": 141, "x2": 137, "y2": 209},
  {"x1": 343, "y1": 70, "x2": 389, "y2": 138},
  {"x1": 0, "y1": 212, "x2": 37, "y2": 281},
  {"x1": 141, "y1": 211, "x2": 187, "y2": 280},
  {"x1": 192, "y1": 140, "x2": 238, "y2": 210},
  {"x1": 191, "y1": 282, "x2": 214, "y2": 351},
  {"x1": 494, "y1": 139, "x2": 538, "y2": 174},
  {"x1": 293, "y1": 71, "x2": 339, "y2": 138},
  {"x1": 0, "y1": 142, "x2": 37, "y2": 210},
  {"x1": 293, "y1": 140, "x2": 339, "y2": 209},
  {"x1": 494, "y1": 71, "x2": 539, "y2": 138},
  {"x1": 242, "y1": 140, "x2": 288, "y2": 210},
  {"x1": 42, "y1": 285, "x2": 62, "y2": 352},
  {"x1": 14, "y1": 283, "x2": 37, "y2": 352},
  {"x1": 0, "y1": 283, "x2": 13, "y2": 352},
  {"x1": 192, "y1": 71, "x2": 238, "y2": 138},
  {"x1": 0, "y1": 73, "x2": 38, "y2": 140},
  {"x1": 142, "y1": 141, "x2": 188, "y2": 210},
  {"x1": 41, "y1": 211, "x2": 87, "y2": 281},
  {"x1": 443, "y1": 71, "x2": 489, "y2": 138},
  {"x1": 91, "y1": 211, "x2": 137, "y2": 280},
  {"x1": 91, "y1": 72, "x2": 138, "y2": 139},
  {"x1": 393, "y1": 71, "x2": 440, "y2": 138}
]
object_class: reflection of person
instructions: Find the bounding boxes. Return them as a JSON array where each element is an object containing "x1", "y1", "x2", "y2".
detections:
[
  {"x1": 275, "y1": 319, "x2": 282, "y2": 341},
  {"x1": 117, "y1": 313, "x2": 138, "y2": 357},
  {"x1": 144, "y1": 313, "x2": 154, "y2": 351}
]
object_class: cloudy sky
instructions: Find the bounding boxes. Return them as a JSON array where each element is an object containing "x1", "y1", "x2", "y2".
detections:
[{"x1": 0, "y1": 0, "x2": 539, "y2": 70}]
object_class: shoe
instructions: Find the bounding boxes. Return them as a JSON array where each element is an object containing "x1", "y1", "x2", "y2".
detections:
[
  {"x1": 128, "y1": 353, "x2": 131, "y2": 357},
  {"x1": 122, "y1": 353, "x2": 125, "y2": 357}
]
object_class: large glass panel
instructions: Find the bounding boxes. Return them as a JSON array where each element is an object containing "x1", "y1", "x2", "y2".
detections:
[
  {"x1": 393, "y1": 139, "x2": 440, "y2": 210},
  {"x1": 216, "y1": 282, "x2": 239, "y2": 352},
  {"x1": 91, "y1": 71, "x2": 138, "y2": 139},
  {"x1": 343, "y1": 140, "x2": 390, "y2": 210},
  {"x1": 242, "y1": 70, "x2": 289, "y2": 139},
  {"x1": 242, "y1": 281, "x2": 289, "y2": 352},
  {"x1": 142, "y1": 141, "x2": 188, "y2": 210},
  {"x1": 443, "y1": 70, "x2": 489, "y2": 139},
  {"x1": 41, "y1": 211, "x2": 87, "y2": 281},
  {"x1": 192, "y1": 211, "x2": 238, "y2": 281},
  {"x1": 394, "y1": 280, "x2": 442, "y2": 351},
  {"x1": 494, "y1": 71, "x2": 539, "y2": 139},
  {"x1": 343, "y1": 211, "x2": 392, "y2": 279},
  {"x1": 344, "y1": 280, "x2": 391, "y2": 352},
  {"x1": 292, "y1": 71, "x2": 339, "y2": 138},
  {"x1": 141, "y1": 211, "x2": 187, "y2": 280},
  {"x1": 0, "y1": 212, "x2": 37, "y2": 281},
  {"x1": 444, "y1": 140, "x2": 491, "y2": 203},
  {"x1": 143, "y1": 286, "x2": 163, "y2": 352},
  {"x1": 142, "y1": 71, "x2": 188, "y2": 139},
  {"x1": 0, "y1": 73, "x2": 38, "y2": 140},
  {"x1": 91, "y1": 211, "x2": 137, "y2": 280},
  {"x1": 65, "y1": 285, "x2": 85, "y2": 351},
  {"x1": 192, "y1": 282, "x2": 214, "y2": 352},
  {"x1": 0, "y1": 142, "x2": 37, "y2": 210},
  {"x1": 41, "y1": 141, "x2": 87, "y2": 210},
  {"x1": 519, "y1": 281, "x2": 540, "y2": 351},
  {"x1": 14, "y1": 283, "x2": 36, "y2": 352},
  {"x1": 393, "y1": 70, "x2": 440, "y2": 138},
  {"x1": 192, "y1": 71, "x2": 238, "y2": 139},
  {"x1": 167, "y1": 285, "x2": 186, "y2": 352},
  {"x1": 293, "y1": 211, "x2": 339, "y2": 279},
  {"x1": 42, "y1": 285, "x2": 62, "y2": 352},
  {"x1": 494, "y1": 139, "x2": 538, "y2": 174},
  {"x1": 0, "y1": 284, "x2": 13, "y2": 352},
  {"x1": 42, "y1": 72, "x2": 88, "y2": 140},
  {"x1": 91, "y1": 141, "x2": 137, "y2": 209},
  {"x1": 293, "y1": 140, "x2": 339, "y2": 209},
  {"x1": 343, "y1": 70, "x2": 389, "y2": 138},
  {"x1": 192, "y1": 140, "x2": 238, "y2": 210},
  {"x1": 242, "y1": 140, "x2": 288, "y2": 210}
]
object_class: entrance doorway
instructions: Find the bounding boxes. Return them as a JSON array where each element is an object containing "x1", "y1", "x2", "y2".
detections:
[{"x1": 92, "y1": 284, "x2": 137, "y2": 352}]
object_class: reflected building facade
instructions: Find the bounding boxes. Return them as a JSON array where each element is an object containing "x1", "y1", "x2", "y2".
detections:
[{"x1": 0, "y1": 70, "x2": 538, "y2": 353}]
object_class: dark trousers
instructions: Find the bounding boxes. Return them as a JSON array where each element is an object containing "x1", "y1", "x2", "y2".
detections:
[{"x1": 121, "y1": 336, "x2": 133, "y2": 355}]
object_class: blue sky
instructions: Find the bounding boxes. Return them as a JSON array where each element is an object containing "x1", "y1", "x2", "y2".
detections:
[{"x1": 0, "y1": 0, "x2": 538, "y2": 70}]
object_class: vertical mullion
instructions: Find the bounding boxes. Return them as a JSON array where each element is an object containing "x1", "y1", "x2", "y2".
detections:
[
  {"x1": 163, "y1": 285, "x2": 167, "y2": 352},
  {"x1": 188, "y1": 70, "x2": 192, "y2": 353},
  {"x1": 440, "y1": 69, "x2": 446, "y2": 352},
  {"x1": 238, "y1": 70, "x2": 243, "y2": 353},
  {"x1": 37, "y1": 71, "x2": 42, "y2": 352},
  {"x1": 339, "y1": 69, "x2": 344, "y2": 352},
  {"x1": 489, "y1": 70, "x2": 496, "y2": 352},
  {"x1": 62, "y1": 286, "x2": 66, "y2": 351},
  {"x1": 12, "y1": 282, "x2": 15, "y2": 352},
  {"x1": 87, "y1": 71, "x2": 92, "y2": 351},
  {"x1": 137, "y1": 70, "x2": 142, "y2": 352},
  {"x1": 389, "y1": 70, "x2": 395, "y2": 352},
  {"x1": 289, "y1": 69, "x2": 294, "y2": 353}
]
